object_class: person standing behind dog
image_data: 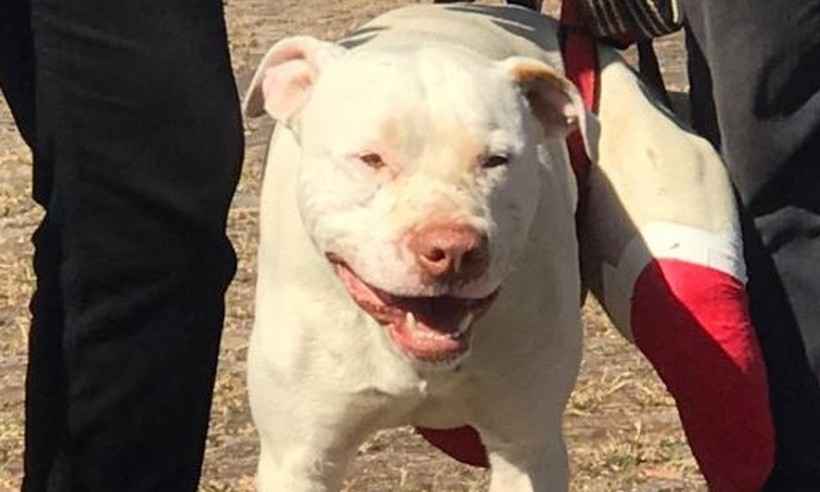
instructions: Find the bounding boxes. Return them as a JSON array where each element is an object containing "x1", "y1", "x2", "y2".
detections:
[
  {"x1": 0, "y1": 1, "x2": 243, "y2": 490},
  {"x1": 574, "y1": 0, "x2": 820, "y2": 489}
]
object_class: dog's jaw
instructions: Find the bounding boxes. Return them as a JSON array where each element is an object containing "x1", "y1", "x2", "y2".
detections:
[{"x1": 328, "y1": 255, "x2": 499, "y2": 369}]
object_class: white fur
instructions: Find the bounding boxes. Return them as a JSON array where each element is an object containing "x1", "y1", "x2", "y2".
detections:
[{"x1": 248, "y1": 7, "x2": 583, "y2": 491}]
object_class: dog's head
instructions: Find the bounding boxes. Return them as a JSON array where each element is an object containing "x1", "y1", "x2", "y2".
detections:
[{"x1": 246, "y1": 36, "x2": 594, "y2": 369}]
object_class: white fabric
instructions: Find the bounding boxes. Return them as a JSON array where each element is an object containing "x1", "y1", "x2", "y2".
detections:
[{"x1": 602, "y1": 221, "x2": 746, "y2": 340}]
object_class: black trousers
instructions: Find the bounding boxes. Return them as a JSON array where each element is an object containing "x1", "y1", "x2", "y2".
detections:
[
  {"x1": 681, "y1": 1, "x2": 820, "y2": 489},
  {"x1": 0, "y1": 1, "x2": 243, "y2": 490}
]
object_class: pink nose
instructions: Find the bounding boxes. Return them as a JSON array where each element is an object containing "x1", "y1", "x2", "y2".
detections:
[{"x1": 408, "y1": 224, "x2": 489, "y2": 282}]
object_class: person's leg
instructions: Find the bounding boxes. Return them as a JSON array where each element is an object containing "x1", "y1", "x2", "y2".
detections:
[
  {"x1": 682, "y1": 1, "x2": 820, "y2": 487},
  {"x1": 683, "y1": 28, "x2": 719, "y2": 150},
  {"x1": 21, "y1": 0, "x2": 243, "y2": 490},
  {"x1": 0, "y1": 0, "x2": 35, "y2": 145},
  {"x1": 1, "y1": 3, "x2": 69, "y2": 490}
]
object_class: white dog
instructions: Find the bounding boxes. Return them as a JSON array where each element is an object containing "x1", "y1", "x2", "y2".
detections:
[{"x1": 243, "y1": 4, "x2": 741, "y2": 491}]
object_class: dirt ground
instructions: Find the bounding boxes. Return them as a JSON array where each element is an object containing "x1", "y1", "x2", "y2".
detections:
[{"x1": 0, "y1": 1, "x2": 704, "y2": 490}]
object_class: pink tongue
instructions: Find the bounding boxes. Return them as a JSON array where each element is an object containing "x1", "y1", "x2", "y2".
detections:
[{"x1": 392, "y1": 314, "x2": 465, "y2": 357}]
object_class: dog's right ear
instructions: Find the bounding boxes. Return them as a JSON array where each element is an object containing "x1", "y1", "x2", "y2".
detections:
[{"x1": 243, "y1": 36, "x2": 346, "y2": 124}]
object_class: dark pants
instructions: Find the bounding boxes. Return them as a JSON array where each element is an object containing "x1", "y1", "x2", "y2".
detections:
[
  {"x1": 0, "y1": 0, "x2": 243, "y2": 490},
  {"x1": 681, "y1": 1, "x2": 820, "y2": 488}
]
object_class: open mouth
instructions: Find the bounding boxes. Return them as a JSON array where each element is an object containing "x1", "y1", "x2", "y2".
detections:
[{"x1": 328, "y1": 255, "x2": 499, "y2": 365}]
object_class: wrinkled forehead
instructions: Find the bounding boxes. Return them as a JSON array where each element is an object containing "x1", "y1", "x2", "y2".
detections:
[{"x1": 300, "y1": 47, "x2": 526, "y2": 157}]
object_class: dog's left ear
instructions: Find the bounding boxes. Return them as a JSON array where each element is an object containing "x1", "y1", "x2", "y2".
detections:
[{"x1": 500, "y1": 57, "x2": 599, "y2": 163}]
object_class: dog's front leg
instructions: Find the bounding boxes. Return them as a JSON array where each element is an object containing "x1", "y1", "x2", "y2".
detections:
[
  {"x1": 249, "y1": 352, "x2": 378, "y2": 492},
  {"x1": 483, "y1": 433, "x2": 570, "y2": 492},
  {"x1": 469, "y1": 403, "x2": 570, "y2": 492},
  {"x1": 255, "y1": 434, "x2": 359, "y2": 492},
  {"x1": 251, "y1": 387, "x2": 383, "y2": 492}
]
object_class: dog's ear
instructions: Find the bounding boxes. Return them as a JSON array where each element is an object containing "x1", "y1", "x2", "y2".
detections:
[
  {"x1": 499, "y1": 57, "x2": 599, "y2": 163},
  {"x1": 243, "y1": 36, "x2": 346, "y2": 124}
]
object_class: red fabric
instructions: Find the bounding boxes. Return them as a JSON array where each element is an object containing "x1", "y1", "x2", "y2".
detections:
[
  {"x1": 632, "y1": 259, "x2": 774, "y2": 491},
  {"x1": 414, "y1": 0, "x2": 602, "y2": 469},
  {"x1": 559, "y1": 0, "x2": 598, "y2": 188},
  {"x1": 415, "y1": 426, "x2": 488, "y2": 467}
]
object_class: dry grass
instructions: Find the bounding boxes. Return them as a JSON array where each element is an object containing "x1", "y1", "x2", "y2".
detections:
[{"x1": 0, "y1": 1, "x2": 703, "y2": 491}]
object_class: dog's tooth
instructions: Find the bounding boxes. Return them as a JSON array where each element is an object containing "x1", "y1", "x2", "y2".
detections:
[
  {"x1": 406, "y1": 312, "x2": 416, "y2": 331},
  {"x1": 458, "y1": 313, "x2": 474, "y2": 335}
]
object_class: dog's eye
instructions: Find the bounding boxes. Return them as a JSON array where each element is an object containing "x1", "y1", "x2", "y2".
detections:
[
  {"x1": 482, "y1": 154, "x2": 509, "y2": 168},
  {"x1": 359, "y1": 153, "x2": 386, "y2": 170}
]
